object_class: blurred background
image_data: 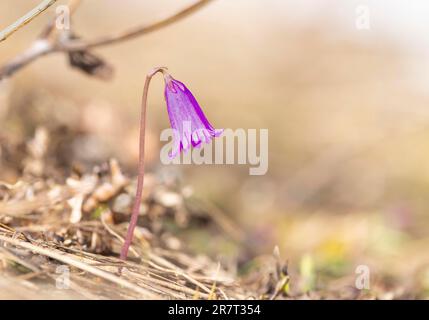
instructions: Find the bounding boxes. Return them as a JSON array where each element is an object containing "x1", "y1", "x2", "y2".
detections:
[{"x1": 2, "y1": 0, "x2": 429, "y2": 298}]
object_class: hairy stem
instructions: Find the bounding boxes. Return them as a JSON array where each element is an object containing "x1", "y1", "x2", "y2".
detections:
[{"x1": 120, "y1": 67, "x2": 168, "y2": 261}]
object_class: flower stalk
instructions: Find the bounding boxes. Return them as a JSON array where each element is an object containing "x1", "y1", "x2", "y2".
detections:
[
  {"x1": 119, "y1": 67, "x2": 168, "y2": 260},
  {"x1": 120, "y1": 67, "x2": 222, "y2": 261}
]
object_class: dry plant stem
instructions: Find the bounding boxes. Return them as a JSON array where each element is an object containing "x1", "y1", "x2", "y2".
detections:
[
  {"x1": 0, "y1": 40, "x2": 52, "y2": 78},
  {"x1": 0, "y1": 0, "x2": 213, "y2": 79},
  {"x1": 57, "y1": 0, "x2": 213, "y2": 51},
  {"x1": 0, "y1": 0, "x2": 58, "y2": 42},
  {"x1": 0, "y1": 233, "x2": 159, "y2": 298},
  {"x1": 120, "y1": 67, "x2": 168, "y2": 261}
]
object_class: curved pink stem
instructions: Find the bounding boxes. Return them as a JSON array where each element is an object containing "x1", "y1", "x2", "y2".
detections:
[{"x1": 120, "y1": 67, "x2": 168, "y2": 261}]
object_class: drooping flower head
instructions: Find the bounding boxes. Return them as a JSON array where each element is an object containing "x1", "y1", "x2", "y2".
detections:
[
  {"x1": 163, "y1": 73, "x2": 223, "y2": 158},
  {"x1": 120, "y1": 67, "x2": 222, "y2": 262}
]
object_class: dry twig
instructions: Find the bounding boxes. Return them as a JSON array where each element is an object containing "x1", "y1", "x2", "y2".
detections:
[
  {"x1": 0, "y1": 0, "x2": 58, "y2": 43},
  {"x1": 0, "y1": 0, "x2": 214, "y2": 79},
  {"x1": 0, "y1": 233, "x2": 160, "y2": 298}
]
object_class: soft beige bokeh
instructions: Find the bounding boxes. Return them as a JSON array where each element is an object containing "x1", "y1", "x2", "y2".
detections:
[{"x1": 2, "y1": 1, "x2": 429, "y2": 293}]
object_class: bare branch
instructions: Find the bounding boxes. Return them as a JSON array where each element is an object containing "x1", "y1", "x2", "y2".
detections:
[
  {"x1": 57, "y1": 0, "x2": 214, "y2": 51},
  {"x1": 0, "y1": 0, "x2": 58, "y2": 43},
  {"x1": 0, "y1": 40, "x2": 53, "y2": 78},
  {"x1": 0, "y1": 0, "x2": 214, "y2": 80}
]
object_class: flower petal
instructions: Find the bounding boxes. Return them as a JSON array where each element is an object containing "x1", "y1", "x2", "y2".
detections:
[{"x1": 164, "y1": 76, "x2": 221, "y2": 155}]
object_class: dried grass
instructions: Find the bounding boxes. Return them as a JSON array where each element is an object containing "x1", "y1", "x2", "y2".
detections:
[{"x1": 0, "y1": 130, "x2": 259, "y2": 299}]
